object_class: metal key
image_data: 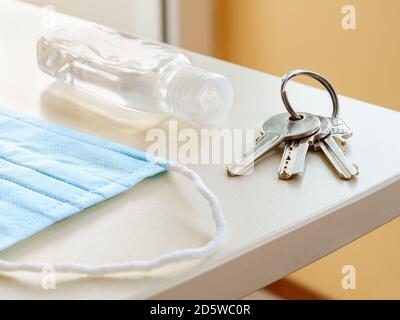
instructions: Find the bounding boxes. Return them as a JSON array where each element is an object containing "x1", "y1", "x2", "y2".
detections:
[
  {"x1": 227, "y1": 112, "x2": 320, "y2": 176},
  {"x1": 278, "y1": 115, "x2": 332, "y2": 180},
  {"x1": 312, "y1": 117, "x2": 353, "y2": 150},
  {"x1": 314, "y1": 133, "x2": 359, "y2": 180},
  {"x1": 329, "y1": 117, "x2": 352, "y2": 147}
]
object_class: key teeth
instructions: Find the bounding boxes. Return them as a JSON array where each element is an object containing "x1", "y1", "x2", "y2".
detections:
[{"x1": 333, "y1": 136, "x2": 347, "y2": 148}]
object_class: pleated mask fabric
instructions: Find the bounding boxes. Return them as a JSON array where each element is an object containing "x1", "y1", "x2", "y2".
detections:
[
  {"x1": 0, "y1": 107, "x2": 167, "y2": 251},
  {"x1": 0, "y1": 107, "x2": 225, "y2": 274}
]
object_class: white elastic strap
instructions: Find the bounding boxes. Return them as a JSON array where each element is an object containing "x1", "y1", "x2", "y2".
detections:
[{"x1": 0, "y1": 161, "x2": 225, "y2": 274}]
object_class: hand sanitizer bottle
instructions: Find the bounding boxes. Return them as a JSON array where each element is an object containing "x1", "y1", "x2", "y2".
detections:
[{"x1": 37, "y1": 22, "x2": 234, "y2": 127}]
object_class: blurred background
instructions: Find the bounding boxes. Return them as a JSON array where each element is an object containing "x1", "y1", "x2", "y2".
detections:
[{"x1": 22, "y1": 0, "x2": 400, "y2": 299}]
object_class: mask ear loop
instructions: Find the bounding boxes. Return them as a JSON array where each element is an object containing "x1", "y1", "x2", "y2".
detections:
[{"x1": 0, "y1": 161, "x2": 226, "y2": 274}]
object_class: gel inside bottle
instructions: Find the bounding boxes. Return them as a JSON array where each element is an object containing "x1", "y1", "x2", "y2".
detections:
[{"x1": 37, "y1": 22, "x2": 234, "y2": 127}]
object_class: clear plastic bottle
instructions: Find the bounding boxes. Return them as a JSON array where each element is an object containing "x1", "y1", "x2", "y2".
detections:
[{"x1": 37, "y1": 22, "x2": 234, "y2": 127}]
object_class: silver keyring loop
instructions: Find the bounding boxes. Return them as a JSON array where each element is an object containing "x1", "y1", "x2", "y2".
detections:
[{"x1": 280, "y1": 70, "x2": 339, "y2": 120}]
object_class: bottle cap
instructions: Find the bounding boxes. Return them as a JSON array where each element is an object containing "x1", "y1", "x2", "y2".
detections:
[{"x1": 168, "y1": 65, "x2": 234, "y2": 126}]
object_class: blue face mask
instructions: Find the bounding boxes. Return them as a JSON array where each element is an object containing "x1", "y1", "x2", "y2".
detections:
[{"x1": 0, "y1": 107, "x2": 224, "y2": 274}]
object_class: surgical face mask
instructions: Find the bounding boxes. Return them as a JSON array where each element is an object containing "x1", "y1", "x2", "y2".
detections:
[{"x1": 0, "y1": 107, "x2": 225, "y2": 274}]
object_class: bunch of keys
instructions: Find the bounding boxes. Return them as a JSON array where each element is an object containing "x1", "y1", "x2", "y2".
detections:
[{"x1": 227, "y1": 70, "x2": 359, "y2": 180}]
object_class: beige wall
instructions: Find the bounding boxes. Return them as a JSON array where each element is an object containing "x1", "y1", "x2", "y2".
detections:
[
  {"x1": 166, "y1": 0, "x2": 217, "y2": 56},
  {"x1": 216, "y1": 0, "x2": 400, "y2": 111}
]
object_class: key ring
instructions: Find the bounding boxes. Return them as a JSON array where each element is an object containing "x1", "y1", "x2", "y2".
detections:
[{"x1": 280, "y1": 70, "x2": 339, "y2": 120}]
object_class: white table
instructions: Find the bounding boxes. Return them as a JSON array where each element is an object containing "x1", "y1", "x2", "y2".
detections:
[{"x1": 0, "y1": 0, "x2": 399, "y2": 299}]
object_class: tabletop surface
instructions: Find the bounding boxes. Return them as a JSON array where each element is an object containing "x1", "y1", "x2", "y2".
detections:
[{"x1": 0, "y1": 0, "x2": 399, "y2": 299}]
